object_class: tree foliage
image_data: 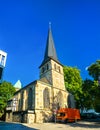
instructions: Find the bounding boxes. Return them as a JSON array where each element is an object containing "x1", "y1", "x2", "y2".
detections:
[
  {"x1": 88, "y1": 60, "x2": 100, "y2": 80},
  {"x1": 63, "y1": 60, "x2": 100, "y2": 112},
  {"x1": 0, "y1": 81, "x2": 16, "y2": 117},
  {"x1": 87, "y1": 60, "x2": 100, "y2": 112},
  {"x1": 63, "y1": 66, "x2": 82, "y2": 108},
  {"x1": 81, "y1": 79, "x2": 98, "y2": 110}
]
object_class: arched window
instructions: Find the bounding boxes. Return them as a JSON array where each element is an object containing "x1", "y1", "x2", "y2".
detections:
[
  {"x1": 56, "y1": 91, "x2": 63, "y2": 108},
  {"x1": 43, "y1": 88, "x2": 50, "y2": 108},
  {"x1": 28, "y1": 88, "x2": 33, "y2": 109}
]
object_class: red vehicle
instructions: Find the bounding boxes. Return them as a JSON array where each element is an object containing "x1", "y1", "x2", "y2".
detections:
[{"x1": 56, "y1": 108, "x2": 81, "y2": 123}]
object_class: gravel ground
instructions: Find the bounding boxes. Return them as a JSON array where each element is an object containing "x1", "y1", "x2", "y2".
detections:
[{"x1": 24, "y1": 121, "x2": 100, "y2": 130}]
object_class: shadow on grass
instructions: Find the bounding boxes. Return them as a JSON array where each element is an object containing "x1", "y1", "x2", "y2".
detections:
[{"x1": 0, "y1": 121, "x2": 39, "y2": 130}]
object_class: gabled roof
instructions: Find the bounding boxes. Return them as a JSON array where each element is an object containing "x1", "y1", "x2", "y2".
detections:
[{"x1": 40, "y1": 24, "x2": 60, "y2": 67}]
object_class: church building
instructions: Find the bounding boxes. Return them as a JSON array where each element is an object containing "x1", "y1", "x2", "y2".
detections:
[{"x1": 6, "y1": 26, "x2": 69, "y2": 123}]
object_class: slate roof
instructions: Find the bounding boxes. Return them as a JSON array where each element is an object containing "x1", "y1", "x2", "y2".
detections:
[{"x1": 40, "y1": 25, "x2": 60, "y2": 67}]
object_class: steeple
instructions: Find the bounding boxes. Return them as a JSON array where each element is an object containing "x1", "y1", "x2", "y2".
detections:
[
  {"x1": 40, "y1": 23, "x2": 59, "y2": 67},
  {"x1": 39, "y1": 24, "x2": 65, "y2": 91}
]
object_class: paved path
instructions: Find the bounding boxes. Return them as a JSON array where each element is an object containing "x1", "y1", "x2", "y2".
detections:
[
  {"x1": 0, "y1": 121, "x2": 100, "y2": 130},
  {"x1": 24, "y1": 121, "x2": 100, "y2": 130}
]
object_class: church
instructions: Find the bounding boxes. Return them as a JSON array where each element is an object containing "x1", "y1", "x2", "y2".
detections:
[{"x1": 6, "y1": 26, "x2": 70, "y2": 123}]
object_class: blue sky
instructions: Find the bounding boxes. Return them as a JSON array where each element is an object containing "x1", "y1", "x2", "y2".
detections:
[{"x1": 0, "y1": 0, "x2": 100, "y2": 86}]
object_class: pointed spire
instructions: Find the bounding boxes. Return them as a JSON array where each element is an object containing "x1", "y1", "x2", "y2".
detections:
[
  {"x1": 43, "y1": 23, "x2": 58, "y2": 62},
  {"x1": 39, "y1": 23, "x2": 61, "y2": 68}
]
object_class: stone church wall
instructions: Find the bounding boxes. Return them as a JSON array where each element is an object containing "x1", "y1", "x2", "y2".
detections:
[
  {"x1": 12, "y1": 111, "x2": 35, "y2": 123},
  {"x1": 13, "y1": 112, "x2": 22, "y2": 122},
  {"x1": 53, "y1": 88, "x2": 69, "y2": 108},
  {"x1": 6, "y1": 112, "x2": 12, "y2": 122},
  {"x1": 35, "y1": 109, "x2": 52, "y2": 123},
  {"x1": 35, "y1": 81, "x2": 53, "y2": 123},
  {"x1": 35, "y1": 81, "x2": 52, "y2": 110},
  {"x1": 27, "y1": 113, "x2": 35, "y2": 124},
  {"x1": 51, "y1": 60, "x2": 65, "y2": 91}
]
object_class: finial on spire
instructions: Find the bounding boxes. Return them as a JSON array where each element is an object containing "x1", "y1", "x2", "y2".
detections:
[{"x1": 49, "y1": 22, "x2": 51, "y2": 29}]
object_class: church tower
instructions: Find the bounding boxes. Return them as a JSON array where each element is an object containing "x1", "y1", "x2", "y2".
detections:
[{"x1": 39, "y1": 25, "x2": 65, "y2": 91}]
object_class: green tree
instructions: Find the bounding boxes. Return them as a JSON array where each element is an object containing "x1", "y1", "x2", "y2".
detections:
[
  {"x1": 0, "y1": 81, "x2": 16, "y2": 117},
  {"x1": 81, "y1": 79, "x2": 98, "y2": 111},
  {"x1": 88, "y1": 60, "x2": 100, "y2": 80},
  {"x1": 87, "y1": 60, "x2": 100, "y2": 112},
  {"x1": 63, "y1": 66, "x2": 82, "y2": 108}
]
